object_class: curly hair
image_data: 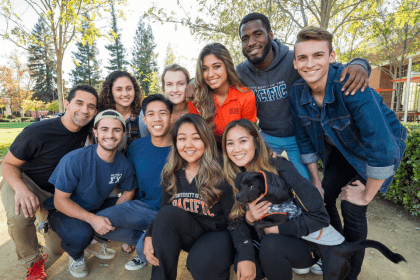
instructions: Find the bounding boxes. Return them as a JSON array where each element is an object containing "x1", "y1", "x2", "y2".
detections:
[{"x1": 98, "y1": 71, "x2": 144, "y2": 115}]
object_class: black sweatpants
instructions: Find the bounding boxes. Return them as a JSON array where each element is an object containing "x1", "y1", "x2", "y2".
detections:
[
  {"x1": 323, "y1": 145, "x2": 368, "y2": 280},
  {"x1": 151, "y1": 205, "x2": 235, "y2": 280},
  {"x1": 234, "y1": 233, "x2": 319, "y2": 280}
]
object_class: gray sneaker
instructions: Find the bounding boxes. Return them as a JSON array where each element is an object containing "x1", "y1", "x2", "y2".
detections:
[
  {"x1": 68, "y1": 256, "x2": 88, "y2": 278},
  {"x1": 292, "y1": 267, "x2": 310, "y2": 274},
  {"x1": 85, "y1": 242, "x2": 116, "y2": 260},
  {"x1": 125, "y1": 256, "x2": 147, "y2": 271},
  {"x1": 310, "y1": 260, "x2": 323, "y2": 275}
]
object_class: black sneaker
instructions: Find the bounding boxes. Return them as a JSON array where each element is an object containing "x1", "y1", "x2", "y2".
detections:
[{"x1": 125, "y1": 256, "x2": 146, "y2": 271}]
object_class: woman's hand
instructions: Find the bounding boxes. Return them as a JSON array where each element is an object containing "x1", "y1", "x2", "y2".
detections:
[
  {"x1": 144, "y1": 236, "x2": 159, "y2": 266},
  {"x1": 263, "y1": 225, "x2": 279, "y2": 234},
  {"x1": 245, "y1": 194, "x2": 272, "y2": 224},
  {"x1": 237, "y1": 260, "x2": 256, "y2": 280},
  {"x1": 340, "y1": 180, "x2": 369, "y2": 206}
]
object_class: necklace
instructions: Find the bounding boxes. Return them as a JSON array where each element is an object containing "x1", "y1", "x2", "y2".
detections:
[{"x1": 185, "y1": 165, "x2": 198, "y2": 183}]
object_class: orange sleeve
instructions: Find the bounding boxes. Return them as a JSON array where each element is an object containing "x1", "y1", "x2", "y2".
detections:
[
  {"x1": 240, "y1": 89, "x2": 257, "y2": 123},
  {"x1": 188, "y1": 101, "x2": 199, "y2": 115}
]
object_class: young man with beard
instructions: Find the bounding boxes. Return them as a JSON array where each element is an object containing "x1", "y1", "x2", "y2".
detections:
[
  {"x1": 0, "y1": 85, "x2": 98, "y2": 280},
  {"x1": 124, "y1": 94, "x2": 173, "y2": 271},
  {"x1": 46, "y1": 110, "x2": 139, "y2": 278},
  {"x1": 235, "y1": 13, "x2": 371, "y2": 276},
  {"x1": 236, "y1": 13, "x2": 371, "y2": 183}
]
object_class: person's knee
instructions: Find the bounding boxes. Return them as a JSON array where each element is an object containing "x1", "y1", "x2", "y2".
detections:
[
  {"x1": 7, "y1": 212, "x2": 35, "y2": 228},
  {"x1": 188, "y1": 254, "x2": 231, "y2": 280},
  {"x1": 341, "y1": 201, "x2": 367, "y2": 221},
  {"x1": 260, "y1": 235, "x2": 280, "y2": 262},
  {"x1": 155, "y1": 205, "x2": 186, "y2": 225}
]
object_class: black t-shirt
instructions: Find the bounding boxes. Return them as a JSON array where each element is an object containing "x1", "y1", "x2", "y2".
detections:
[{"x1": 10, "y1": 117, "x2": 89, "y2": 194}]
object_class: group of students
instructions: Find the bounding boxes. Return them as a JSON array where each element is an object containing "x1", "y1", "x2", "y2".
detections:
[{"x1": 0, "y1": 12, "x2": 406, "y2": 280}]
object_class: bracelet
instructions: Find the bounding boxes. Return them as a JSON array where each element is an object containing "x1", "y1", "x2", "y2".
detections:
[{"x1": 244, "y1": 216, "x2": 256, "y2": 225}]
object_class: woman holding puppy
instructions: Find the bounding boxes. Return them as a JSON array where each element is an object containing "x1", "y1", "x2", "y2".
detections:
[
  {"x1": 223, "y1": 119, "x2": 330, "y2": 280},
  {"x1": 143, "y1": 114, "x2": 235, "y2": 280}
]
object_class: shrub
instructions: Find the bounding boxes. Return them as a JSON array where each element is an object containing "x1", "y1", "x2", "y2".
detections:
[
  {"x1": 0, "y1": 118, "x2": 11, "y2": 122},
  {"x1": 382, "y1": 124, "x2": 420, "y2": 216},
  {"x1": 20, "y1": 117, "x2": 33, "y2": 122}
]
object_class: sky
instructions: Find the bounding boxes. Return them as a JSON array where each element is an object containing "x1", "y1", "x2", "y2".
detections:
[{"x1": 0, "y1": 0, "x2": 210, "y2": 81}]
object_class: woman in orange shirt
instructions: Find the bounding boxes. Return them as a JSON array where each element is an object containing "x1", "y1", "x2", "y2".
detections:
[{"x1": 190, "y1": 43, "x2": 257, "y2": 144}]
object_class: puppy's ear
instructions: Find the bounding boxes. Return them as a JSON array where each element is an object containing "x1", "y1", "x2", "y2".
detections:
[
  {"x1": 235, "y1": 172, "x2": 247, "y2": 190},
  {"x1": 256, "y1": 173, "x2": 266, "y2": 192}
]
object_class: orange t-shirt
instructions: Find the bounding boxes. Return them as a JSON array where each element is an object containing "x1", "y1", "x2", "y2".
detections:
[{"x1": 188, "y1": 86, "x2": 257, "y2": 136}]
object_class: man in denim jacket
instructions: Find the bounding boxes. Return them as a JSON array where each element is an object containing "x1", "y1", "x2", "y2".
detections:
[{"x1": 289, "y1": 26, "x2": 407, "y2": 280}]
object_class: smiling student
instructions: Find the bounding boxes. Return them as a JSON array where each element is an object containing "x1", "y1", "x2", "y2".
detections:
[
  {"x1": 143, "y1": 114, "x2": 235, "y2": 280},
  {"x1": 289, "y1": 26, "x2": 407, "y2": 279},
  {"x1": 46, "y1": 110, "x2": 139, "y2": 278},
  {"x1": 124, "y1": 94, "x2": 173, "y2": 271},
  {"x1": 162, "y1": 64, "x2": 193, "y2": 124},
  {"x1": 190, "y1": 43, "x2": 256, "y2": 145},
  {"x1": 97, "y1": 71, "x2": 148, "y2": 155},
  {"x1": 0, "y1": 85, "x2": 98, "y2": 280}
]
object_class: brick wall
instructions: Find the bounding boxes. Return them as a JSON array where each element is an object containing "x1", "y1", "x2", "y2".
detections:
[{"x1": 369, "y1": 66, "x2": 394, "y2": 108}]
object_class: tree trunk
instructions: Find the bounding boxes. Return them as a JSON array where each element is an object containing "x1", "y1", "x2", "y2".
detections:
[{"x1": 57, "y1": 57, "x2": 64, "y2": 112}]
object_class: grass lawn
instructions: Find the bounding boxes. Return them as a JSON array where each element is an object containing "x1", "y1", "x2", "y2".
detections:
[{"x1": 0, "y1": 122, "x2": 34, "y2": 157}]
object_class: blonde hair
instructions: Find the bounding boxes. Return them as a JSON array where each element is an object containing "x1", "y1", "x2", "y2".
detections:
[
  {"x1": 162, "y1": 114, "x2": 223, "y2": 211},
  {"x1": 161, "y1": 64, "x2": 190, "y2": 92},
  {"x1": 222, "y1": 119, "x2": 278, "y2": 221},
  {"x1": 194, "y1": 43, "x2": 247, "y2": 126}
]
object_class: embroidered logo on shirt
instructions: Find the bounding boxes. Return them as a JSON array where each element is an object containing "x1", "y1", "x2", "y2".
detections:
[
  {"x1": 229, "y1": 108, "x2": 239, "y2": 114},
  {"x1": 109, "y1": 174, "x2": 122, "y2": 184}
]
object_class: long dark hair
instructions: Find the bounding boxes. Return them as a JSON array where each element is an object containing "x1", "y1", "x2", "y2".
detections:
[
  {"x1": 162, "y1": 114, "x2": 223, "y2": 210},
  {"x1": 222, "y1": 119, "x2": 277, "y2": 221}
]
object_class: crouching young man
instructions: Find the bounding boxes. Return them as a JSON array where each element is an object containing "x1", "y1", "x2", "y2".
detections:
[
  {"x1": 45, "y1": 110, "x2": 139, "y2": 278},
  {"x1": 289, "y1": 27, "x2": 407, "y2": 279}
]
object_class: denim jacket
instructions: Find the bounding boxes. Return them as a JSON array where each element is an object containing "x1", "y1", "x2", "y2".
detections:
[{"x1": 289, "y1": 65, "x2": 407, "y2": 193}]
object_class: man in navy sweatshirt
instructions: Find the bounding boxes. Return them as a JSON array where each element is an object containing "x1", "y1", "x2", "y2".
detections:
[
  {"x1": 235, "y1": 12, "x2": 371, "y2": 276},
  {"x1": 236, "y1": 13, "x2": 371, "y2": 182}
]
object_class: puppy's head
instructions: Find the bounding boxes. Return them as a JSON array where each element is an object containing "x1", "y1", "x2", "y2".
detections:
[{"x1": 235, "y1": 172, "x2": 265, "y2": 204}]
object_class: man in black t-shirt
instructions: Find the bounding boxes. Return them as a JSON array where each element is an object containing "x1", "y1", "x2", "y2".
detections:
[{"x1": 0, "y1": 85, "x2": 98, "y2": 279}]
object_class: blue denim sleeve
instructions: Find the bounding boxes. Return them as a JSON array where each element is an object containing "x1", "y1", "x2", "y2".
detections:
[
  {"x1": 289, "y1": 86, "x2": 319, "y2": 165},
  {"x1": 344, "y1": 87, "x2": 398, "y2": 179}
]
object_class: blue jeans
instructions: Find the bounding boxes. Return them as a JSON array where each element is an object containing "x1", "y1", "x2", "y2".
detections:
[
  {"x1": 48, "y1": 199, "x2": 157, "y2": 260},
  {"x1": 260, "y1": 132, "x2": 310, "y2": 180}
]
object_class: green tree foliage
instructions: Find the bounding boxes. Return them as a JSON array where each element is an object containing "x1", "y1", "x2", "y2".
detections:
[
  {"x1": 27, "y1": 17, "x2": 57, "y2": 103},
  {"x1": 164, "y1": 43, "x2": 176, "y2": 67},
  {"x1": 105, "y1": 0, "x2": 129, "y2": 71},
  {"x1": 144, "y1": 0, "x2": 376, "y2": 64},
  {"x1": 382, "y1": 124, "x2": 420, "y2": 216},
  {"x1": 1, "y1": 0, "x2": 128, "y2": 112},
  {"x1": 339, "y1": 0, "x2": 420, "y2": 110},
  {"x1": 70, "y1": 14, "x2": 102, "y2": 88},
  {"x1": 131, "y1": 18, "x2": 158, "y2": 95},
  {"x1": 147, "y1": 71, "x2": 162, "y2": 96}
]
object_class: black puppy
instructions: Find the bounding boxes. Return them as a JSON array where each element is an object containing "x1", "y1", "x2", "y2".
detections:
[
  {"x1": 235, "y1": 172, "x2": 291, "y2": 237},
  {"x1": 233, "y1": 171, "x2": 406, "y2": 280}
]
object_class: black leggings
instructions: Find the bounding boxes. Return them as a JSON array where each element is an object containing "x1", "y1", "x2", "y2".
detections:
[
  {"x1": 234, "y1": 234, "x2": 319, "y2": 280},
  {"x1": 151, "y1": 205, "x2": 234, "y2": 280},
  {"x1": 323, "y1": 146, "x2": 368, "y2": 280}
]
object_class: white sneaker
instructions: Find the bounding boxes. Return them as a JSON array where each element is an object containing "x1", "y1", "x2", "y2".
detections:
[
  {"x1": 310, "y1": 260, "x2": 323, "y2": 275},
  {"x1": 85, "y1": 242, "x2": 116, "y2": 260},
  {"x1": 68, "y1": 256, "x2": 88, "y2": 278},
  {"x1": 125, "y1": 256, "x2": 147, "y2": 271},
  {"x1": 292, "y1": 267, "x2": 310, "y2": 274}
]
